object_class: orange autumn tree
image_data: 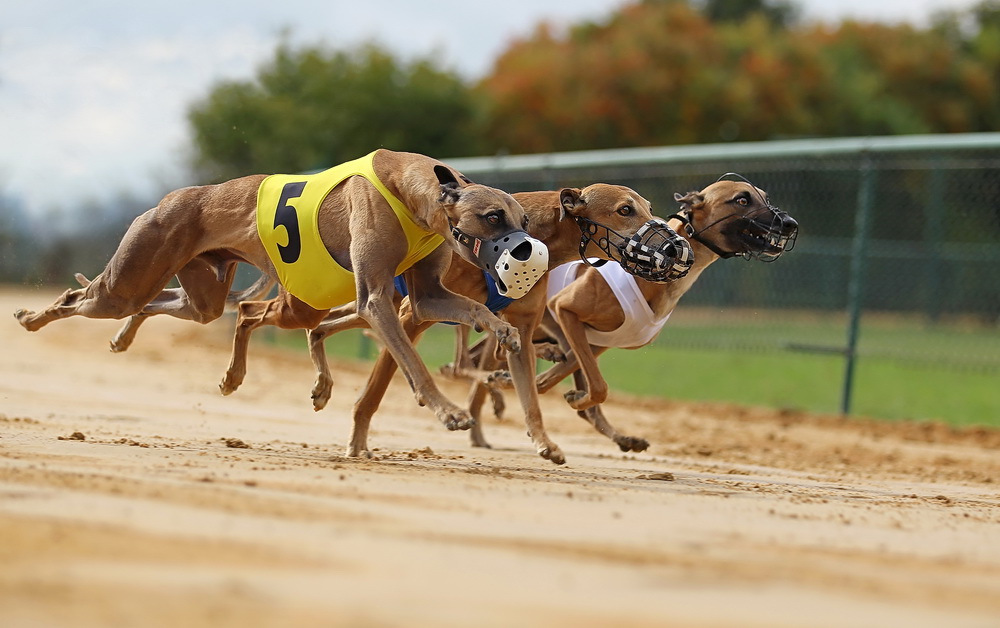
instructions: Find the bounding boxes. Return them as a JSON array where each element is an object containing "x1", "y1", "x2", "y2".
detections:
[{"x1": 476, "y1": 0, "x2": 1000, "y2": 154}]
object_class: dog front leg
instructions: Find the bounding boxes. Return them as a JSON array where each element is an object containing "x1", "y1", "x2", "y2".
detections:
[
  {"x1": 356, "y1": 283, "x2": 474, "y2": 431},
  {"x1": 505, "y1": 317, "x2": 566, "y2": 465},
  {"x1": 570, "y1": 365, "x2": 649, "y2": 453},
  {"x1": 404, "y1": 256, "x2": 521, "y2": 353},
  {"x1": 347, "y1": 313, "x2": 435, "y2": 457}
]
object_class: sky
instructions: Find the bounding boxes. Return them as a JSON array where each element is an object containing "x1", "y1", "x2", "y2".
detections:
[{"x1": 0, "y1": 0, "x2": 985, "y2": 218}]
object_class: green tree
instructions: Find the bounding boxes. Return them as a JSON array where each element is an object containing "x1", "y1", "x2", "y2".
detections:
[{"x1": 188, "y1": 42, "x2": 483, "y2": 182}]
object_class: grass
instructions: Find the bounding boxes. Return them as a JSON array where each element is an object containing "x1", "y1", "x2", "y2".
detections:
[{"x1": 262, "y1": 310, "x2": 1000, "y2": 429}]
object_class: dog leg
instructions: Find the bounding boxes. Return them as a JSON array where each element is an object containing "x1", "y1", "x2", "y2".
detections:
[
  {"x1": 549, "y1": 299, "x2": 611, "y2": 411},
  {"x1": 465, "y1": 382, "x2": 494, "y2": 449},
  {"x1": 71, "y1": 272, "x2": 153, "y2": 353},
  {"x1": 356, "y1": 281, "x2": 475, "y2": 430},
  {"x1": 567, "y1": 367, "x2": 650, "y2": 453},
  {"x1": 220, "y1": 292, "x2": 327, "y2": 395},
  {"x1": 307, "y1": 302, "x2": 370, "y2": 411},
  {"x1": 220, "y1": 299, "x2": 274, "y2": 395},
  {"x1": 505, "y1": 313, "x2": 565, "y2": 465},
  {"x1": 348, "y1": 315, "x2": 434, "y2": 457},
  {"x1": 465, "y1": 338, "x2": 505, "y2": 448},
  {"x1": 535, "y1": 351, "x2": 581, "y2": 393},
  {"x1": 580, "y1": 405, "x2": 650, "y2": 453}
]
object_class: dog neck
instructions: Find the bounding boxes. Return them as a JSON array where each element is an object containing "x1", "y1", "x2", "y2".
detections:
[
  {"x1": 637, "y1": 217, "x2": 721, "y2": 319},
  {"x1": 512, "y1": 190, "x2": 583, "y2": 268}
]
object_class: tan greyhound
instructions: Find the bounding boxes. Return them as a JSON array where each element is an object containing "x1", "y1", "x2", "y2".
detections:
[
  {"x1": 14, "y1": 149, "x2": 543, "y2": 431},
  {"x1": 298, "y1": 185, "x2": 692, "y2": 464},
  {"x1": 460, "y1": 177, "x2": 798, "y2": 452}
]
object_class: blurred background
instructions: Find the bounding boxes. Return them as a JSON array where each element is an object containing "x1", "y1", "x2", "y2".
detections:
[{"x1": 2, "y1": 0, "x2": 998, "y2": 427}]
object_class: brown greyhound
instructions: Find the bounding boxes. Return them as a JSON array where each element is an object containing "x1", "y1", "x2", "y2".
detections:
[
  {"x1": 456, "y1": 177, "x2": 799, "y2": 452},
  {"x1": 298, "y1": 185, "x2": 692, "y2": 464},
  {"x1": 13, "y1": 149, "x2": 542, "y2": 431}
]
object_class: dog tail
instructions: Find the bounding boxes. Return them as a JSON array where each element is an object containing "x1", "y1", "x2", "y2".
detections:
[{"x1": 225, "y1": 275, "x2": 276, "y2": 311}]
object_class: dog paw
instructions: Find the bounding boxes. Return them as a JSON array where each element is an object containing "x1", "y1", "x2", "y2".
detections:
[
  {"x1": 311, "y1": 375, "x2": 333, "y2": 411},
  {"x1": 486, "y1": 370, "x2": 512, "y2": 388},
  {"x1": 489, "y1": 388, "x2": 506, "y2": 420},
  {"x1": 538, "y1": 443, "x2": 566, "y2": 465},
  {"x1": 346, "y1": 445, "x2": 373, "y2": 458},
  {"x1": 494, "y1": 324, "x2": 521, "y2": 353},
  {"x1": 109, "y1": 336, "x2": 133, "y2": 353},
  {"x1": 469, "y1": 427, "x2": 492, "y2": 449},
  {"x1": 438, "y1": 408, "x2": 476, "y2": 431},
  {"x1": 534, "y1": 342, "x2": 565, "y2": 362},
  {"x1": 13, "y1": 309, "x2": 40, "y2": 331},
  {"x1": 218, "y1": 372, "x2": 243, "y2": 396},
  {"x1": 616, "y1": 436, "x2": 650, "y2": 453},
  {"x1": 563, "y1": 389, "x2": 591, "y2": 410},
  {"x1": 438, "y1": 363, "x2": 458, "y2": 379}
]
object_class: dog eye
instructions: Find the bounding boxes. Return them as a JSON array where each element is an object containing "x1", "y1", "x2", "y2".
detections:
[
  {"x1": 522, "y1": 216, "x2": 529, "y2": 228},
  {"x1": 736, "y1": 196, "x2": 749, "y2": 206},
  {"x1": 485, "y1": 212, "x2": 501, "y2": 225},
  {"x1": 617, "y1": 205, "x2": 633, "y2": 216}
]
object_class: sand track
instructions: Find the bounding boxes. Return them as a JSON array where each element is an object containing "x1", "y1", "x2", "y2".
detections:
[{"x1": 1, "y1": 288, "x2": 998, "y2": 628}]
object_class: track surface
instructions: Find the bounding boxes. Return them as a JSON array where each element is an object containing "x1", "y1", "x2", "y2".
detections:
[{"x1": 2, "y1": 288, "x2": 999, "y2": 628}]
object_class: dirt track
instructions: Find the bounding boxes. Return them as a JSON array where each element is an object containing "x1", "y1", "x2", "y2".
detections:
[{"x1": 2, "y1": 287, "x2": 999, "y2": 628}]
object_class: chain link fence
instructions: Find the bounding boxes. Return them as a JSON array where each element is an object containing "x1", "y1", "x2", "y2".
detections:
[{"x1": 449, "y1": 134, "x2": 1000, "y2": 425}]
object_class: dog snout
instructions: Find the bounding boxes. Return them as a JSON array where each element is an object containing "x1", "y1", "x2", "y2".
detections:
[{"x1": 777, "y1": 212, "x2": 798, "y2": 236}]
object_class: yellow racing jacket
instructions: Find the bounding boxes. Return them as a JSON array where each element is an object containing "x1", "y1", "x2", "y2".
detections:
[{"x1": 256, "y1": 151, "x2": 444, "y2": 310}]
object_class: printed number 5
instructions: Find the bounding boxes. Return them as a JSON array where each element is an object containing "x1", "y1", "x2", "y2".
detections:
[{"x1": 274, "y1": 181, "x2": 306, "y2": 264}]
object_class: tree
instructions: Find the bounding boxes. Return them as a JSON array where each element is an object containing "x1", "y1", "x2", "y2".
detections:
[
  {"x1": 188, "y1": 42, "x2": 483, "y2": 182},
  {"x1": 476, "y1": 0, "x2": 1000, "y2": 154}
]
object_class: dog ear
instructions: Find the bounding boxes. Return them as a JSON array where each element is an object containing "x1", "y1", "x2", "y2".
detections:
[
  {"x1": 435, "y1": 165, "x2": 463, "y2": 204},
  {"x1": 673, "y1": 190, "x2": 704, "y2": 211},
  {"x1": 558, "y1": 188, "x2": 584, "y2": 219}
]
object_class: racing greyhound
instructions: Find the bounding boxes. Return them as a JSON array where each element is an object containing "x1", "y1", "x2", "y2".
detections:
[
  {"x1": 14, "y1": 149, "x2": 543, "y2": 431},
  {"x1": 456, "y1": 176, "x2": 798, "y2": 453}
]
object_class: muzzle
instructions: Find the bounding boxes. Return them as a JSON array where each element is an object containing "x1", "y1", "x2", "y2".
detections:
[
  {"x1": 745, "y1": 209, "x2": 798, "y2": 262},
  {"x1": 451, "y1": 226, "x2": 549, "y2": 299},
  {"x1": 575, "y1": 218, "x2": 694, "y2": 283}
]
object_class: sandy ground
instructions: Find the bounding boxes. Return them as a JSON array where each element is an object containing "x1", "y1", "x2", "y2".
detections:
[{"x1": 1, "y1": 287, "x2": 999, "y2": 628}]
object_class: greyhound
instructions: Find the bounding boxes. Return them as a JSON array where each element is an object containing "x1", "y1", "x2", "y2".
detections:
[
  {"x1": 456, "y1": 177, "x2": 799, "y2": 453},
  {"x1": 14, "y1": 149, "x2": 545, "y2": 431},
  {"x1": 300, "y1": 185, "x2": 692, "y2": 464}
]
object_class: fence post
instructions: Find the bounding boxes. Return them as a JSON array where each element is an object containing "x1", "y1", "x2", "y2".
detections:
[
  {"x1": 924, "y1": 159, "x2": 946, "y2": 323},
  {"x1": 841, "y1": 153, "x2": 876, "y2": 415}
]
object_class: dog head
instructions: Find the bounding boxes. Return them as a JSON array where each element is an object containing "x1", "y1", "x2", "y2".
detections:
[
  {"x1": 435, "y1": 165, "x2": 548, "y2": 298},
  {"x1": 672, "y1": 178, "x2": 798, "y2": 262},
  {"x1": 561, "y1": 184, "x2": 694, "y2": 282}
]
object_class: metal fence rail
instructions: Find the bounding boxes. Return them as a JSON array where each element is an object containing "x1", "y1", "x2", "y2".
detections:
[{"x1": 448, "y1": 133, "x2": 1000, "y2": 422}]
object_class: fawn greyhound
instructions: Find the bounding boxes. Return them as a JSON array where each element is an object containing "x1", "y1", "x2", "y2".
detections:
[
  {"x1": 456, "y1": 176, "x2": 798, "y2": 453},
  {"x1": 296, "y1": 184, "x2": 692, "y2": 464},
  {"x1": 208, "y1": 184, "x2": 689, "y2": 463},
  {"x1": 14, "y1": 149, "x2": 546, "y2": 431}
]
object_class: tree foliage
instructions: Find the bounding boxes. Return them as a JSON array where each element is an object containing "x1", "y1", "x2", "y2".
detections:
[
  {"x1": 476, "y1": 0, "x2": 1000, "y2": 154},
  {"x1": 184, "y1": 1, "x2": 1000, "y2": 174},
  {"x1": 188, "y1": 42, "x2": 483, "y2": 182}
]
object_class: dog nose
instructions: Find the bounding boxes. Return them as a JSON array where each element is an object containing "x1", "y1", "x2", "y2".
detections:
[{"x1": 779, "y1": 213, "x2": 798, "y2": 236}]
